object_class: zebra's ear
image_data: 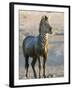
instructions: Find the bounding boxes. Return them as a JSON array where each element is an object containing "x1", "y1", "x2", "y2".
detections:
[
  {"x1": 45, "y1": 16, "x2": 48, "y2": 21},
  {"x1": 41, "y1": 15, "x2": 48, "y2": 20}
]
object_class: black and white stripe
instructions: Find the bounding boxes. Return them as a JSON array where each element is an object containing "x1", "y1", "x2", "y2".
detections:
[{"x1": 38, "y1": 33, "x2": 48, "y2": 48}]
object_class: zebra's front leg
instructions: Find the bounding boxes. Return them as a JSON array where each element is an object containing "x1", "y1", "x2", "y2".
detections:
[
  {"x1": 38, "y1": 56, "x2": 41, "y2": 78},
  {"x1": 43, "y1": 57, "x2": 47, "y2": 78},
  {"x1": 31, "y1": 57, "x2": 37, "y2": 78}
]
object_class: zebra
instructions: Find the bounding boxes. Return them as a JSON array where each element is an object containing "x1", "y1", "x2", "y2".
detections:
[{"x1": 22, "y1": 15, "x2": 52, "y2": 78}]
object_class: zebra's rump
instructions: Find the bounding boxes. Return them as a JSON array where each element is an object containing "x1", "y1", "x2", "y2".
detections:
[{"x1": 23, "y1": 36, "x2": 38, "y2": 57}]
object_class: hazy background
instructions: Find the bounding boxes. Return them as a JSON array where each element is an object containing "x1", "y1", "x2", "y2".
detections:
[{"x1": 19, "y1": 10, "x2": 64, "y2": 79}]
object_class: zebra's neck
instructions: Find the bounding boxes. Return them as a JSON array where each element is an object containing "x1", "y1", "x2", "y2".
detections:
[{"x1": 38, "y1": 33, "x2": 48, "y2": 48}]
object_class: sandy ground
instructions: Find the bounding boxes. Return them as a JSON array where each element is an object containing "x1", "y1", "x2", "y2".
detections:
[{"x1": 19, "y1": 52, "x2": 64, "y2": 79}]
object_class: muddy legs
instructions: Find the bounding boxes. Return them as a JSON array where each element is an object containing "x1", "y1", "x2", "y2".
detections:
[
  {"x1": 31, "y1": 57, "x2": 37, "y2": 78},
  {"x1": 25, "y1": 56, "x2": 39, "y2": 78},
  {"x1": 25, "y1": 56, "x2": 46, "y2": 78},
  {"x1": 43, "y1": 57, "x2": 46, "y2": 78},
  {"x1": 25, "y1": 56, "x2": 29, "y2": 78},
  {"x1": 38, "y1": 57, "x2": 41, "y2": 78}
]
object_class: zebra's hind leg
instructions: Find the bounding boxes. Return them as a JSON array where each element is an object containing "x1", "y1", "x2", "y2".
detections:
[
  {"x1": 25, "y1": 56, "x2": 29, "y2": 78},
  {"x1": 31, "y1": 57, "x2": 37, "y2": 78}
]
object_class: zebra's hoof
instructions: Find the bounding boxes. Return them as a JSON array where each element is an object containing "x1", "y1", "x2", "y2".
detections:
[
  {"x1": 25, "y1": 74, "x2": 28, "y2": 78},
  {"x1": 39, "y1": 75, "x2": 41, "y2": 78},
  {"x1": 43, "y1": 75, "x2": 47, "y2": 78}
]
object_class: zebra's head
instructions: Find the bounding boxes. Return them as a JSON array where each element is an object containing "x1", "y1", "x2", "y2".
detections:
[{"x1": 39, "y1": 15, "x2": 52, "y2": 34}]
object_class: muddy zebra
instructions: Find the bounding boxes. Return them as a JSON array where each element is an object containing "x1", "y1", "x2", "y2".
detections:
[{"x1": 23, "y1": 15, "x2": 52, "y2": 78}]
